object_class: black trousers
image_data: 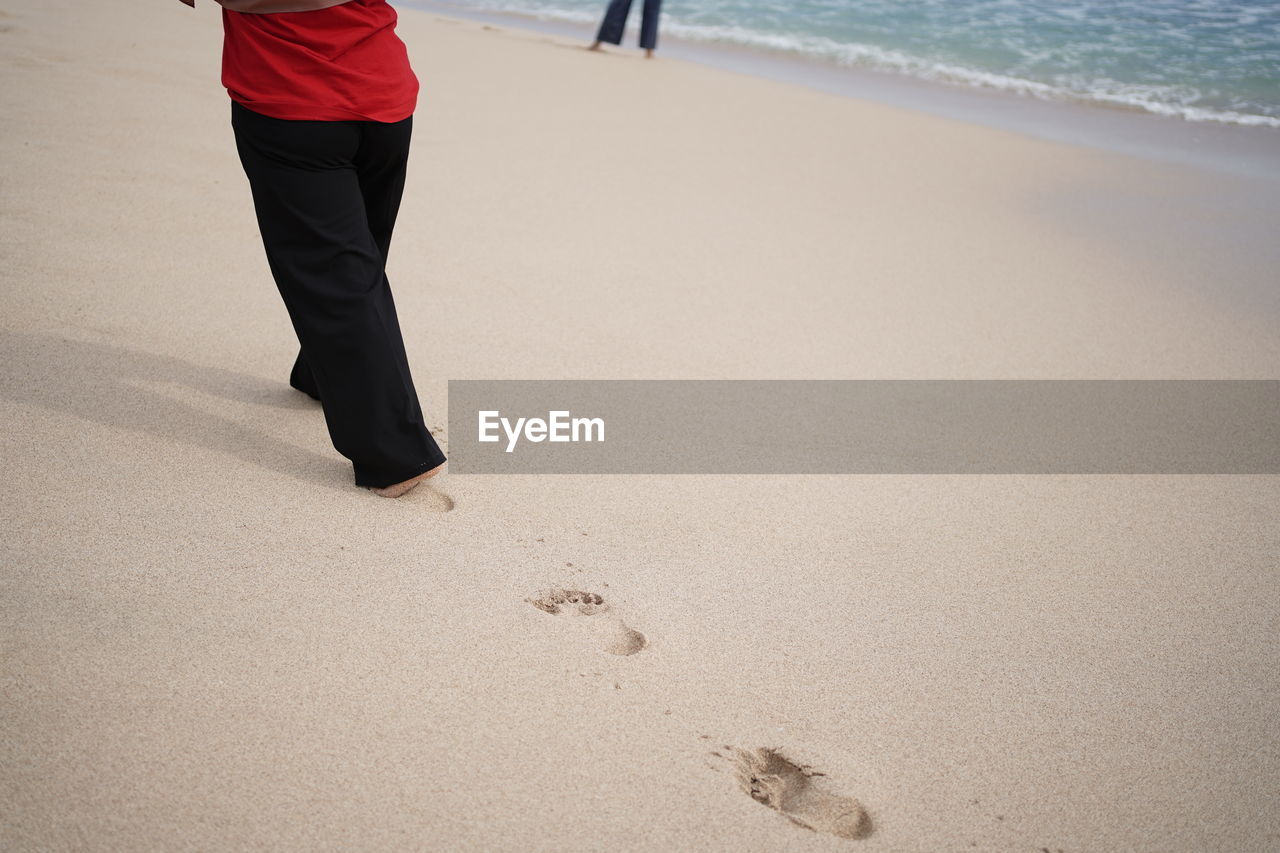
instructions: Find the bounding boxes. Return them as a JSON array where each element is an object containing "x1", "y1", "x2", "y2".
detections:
[
  {"x1": 596, "y1": 0, "x2": 661, "y2": 50},
  {"x1": 231, "y1": 101, "x2": 446, "y2": 488}
]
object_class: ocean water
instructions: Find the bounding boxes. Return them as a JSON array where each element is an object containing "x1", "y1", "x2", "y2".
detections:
[{"x1": 417, "y1": 0, "x2": 1280, "y2": 128}]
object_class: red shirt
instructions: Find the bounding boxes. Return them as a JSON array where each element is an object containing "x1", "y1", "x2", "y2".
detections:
[{"x1": 222, "y1": 0, "x2": 418, "y2": 122}]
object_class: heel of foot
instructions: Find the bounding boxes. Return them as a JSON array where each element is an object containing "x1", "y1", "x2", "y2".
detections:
[{"x1": 368, "y1": 463, "x2": 446, "y2": 499}]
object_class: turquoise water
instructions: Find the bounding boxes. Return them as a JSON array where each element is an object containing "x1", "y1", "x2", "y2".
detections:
[{"x1": 417, "y1": 0, "x2": 1280, "y2": 128}]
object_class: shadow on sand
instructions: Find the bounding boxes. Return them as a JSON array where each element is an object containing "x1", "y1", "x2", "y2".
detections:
[{"x1": 0, "y1": 329, "x2": 347, "y2": 491}]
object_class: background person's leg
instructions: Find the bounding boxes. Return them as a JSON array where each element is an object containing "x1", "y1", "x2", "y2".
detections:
[
  {"x1": 231, "y1": 102, "x2": 445, "y2": 488},
  {"x1": 638, "y1": 0, "x2": 661, "y2": 51},
  {"x1": 594, "y1": 0, "x2": 633, "y2": 46}
]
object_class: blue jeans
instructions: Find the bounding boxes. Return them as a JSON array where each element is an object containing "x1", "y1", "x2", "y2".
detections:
[{"x1": 595, "y1": 0, "x2": 662, "y2": 50}]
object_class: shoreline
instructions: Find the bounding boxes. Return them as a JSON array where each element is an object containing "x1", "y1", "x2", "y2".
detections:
[{"x1": 400, "y1": 0, "x2": 1280, "y2": 182}]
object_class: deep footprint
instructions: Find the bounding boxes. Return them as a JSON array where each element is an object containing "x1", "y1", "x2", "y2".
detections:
[
  {"x1": 728, "y1": 747, "x2": 870, "y2": 840},
  {"x1": 527, "y1": 588, "x2": 646, "y2": 656}
]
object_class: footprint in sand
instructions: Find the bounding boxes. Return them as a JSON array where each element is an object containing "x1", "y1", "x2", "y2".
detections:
[
  {"x1": 724, "y1": 747, "x2": 870, "y2": 840},
  {"x1": 526, "y1": 588, "x2": 646, "y2": 656},
  {"x1": 410, "y1": 484, "x2": 454, "y2": 513}
]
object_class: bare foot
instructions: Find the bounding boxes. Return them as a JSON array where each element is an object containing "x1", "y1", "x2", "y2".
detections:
[
  {"x1": 645, "y1": 48, "x2": 655, "y2": 59},
  {"x1": 587, "y1": 41, "x2": 603, "y2": 51},
  {"x1": 369, "y1": 463, "x2": 444, "y2": 499}
]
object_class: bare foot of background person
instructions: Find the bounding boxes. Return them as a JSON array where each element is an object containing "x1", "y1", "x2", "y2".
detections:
[
  {"x1": 645, "y1": 48, "x2": 654, "y2": 58},
  {"x1": 587, "y1": 41, "x2": 602, "y2": 51},
  {"x1": 369, "y1": 462, "x2": 444, "y2": 498}
]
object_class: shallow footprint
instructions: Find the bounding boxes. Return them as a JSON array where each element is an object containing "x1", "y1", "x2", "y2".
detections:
[
  {"x1": 411, "y1": 484, "x2": 455, "y2": 513},
  {"x1": 526, "y1": 588, "x2": 646, "y2": 656},
  {"x1": 728, "y1": 747, "x2": 870, "y2": 840}
]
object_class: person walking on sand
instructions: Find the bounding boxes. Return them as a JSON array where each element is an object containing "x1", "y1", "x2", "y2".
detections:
[
  {"x1": 177, "y1": 0, "x2": 445, "y2": 498},
  {"x1": 587, "y1": 0, "x2": 662, "y2": 58}
]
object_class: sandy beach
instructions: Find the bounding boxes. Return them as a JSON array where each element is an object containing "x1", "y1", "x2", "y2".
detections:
[{"x1": 2, "y1": 0, "x2": 1279, "y2": 850}]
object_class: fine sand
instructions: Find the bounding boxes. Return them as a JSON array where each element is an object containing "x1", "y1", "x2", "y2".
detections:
[{"x1": 2, "y1": 1, "x2": 1279, "y2": 850}]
